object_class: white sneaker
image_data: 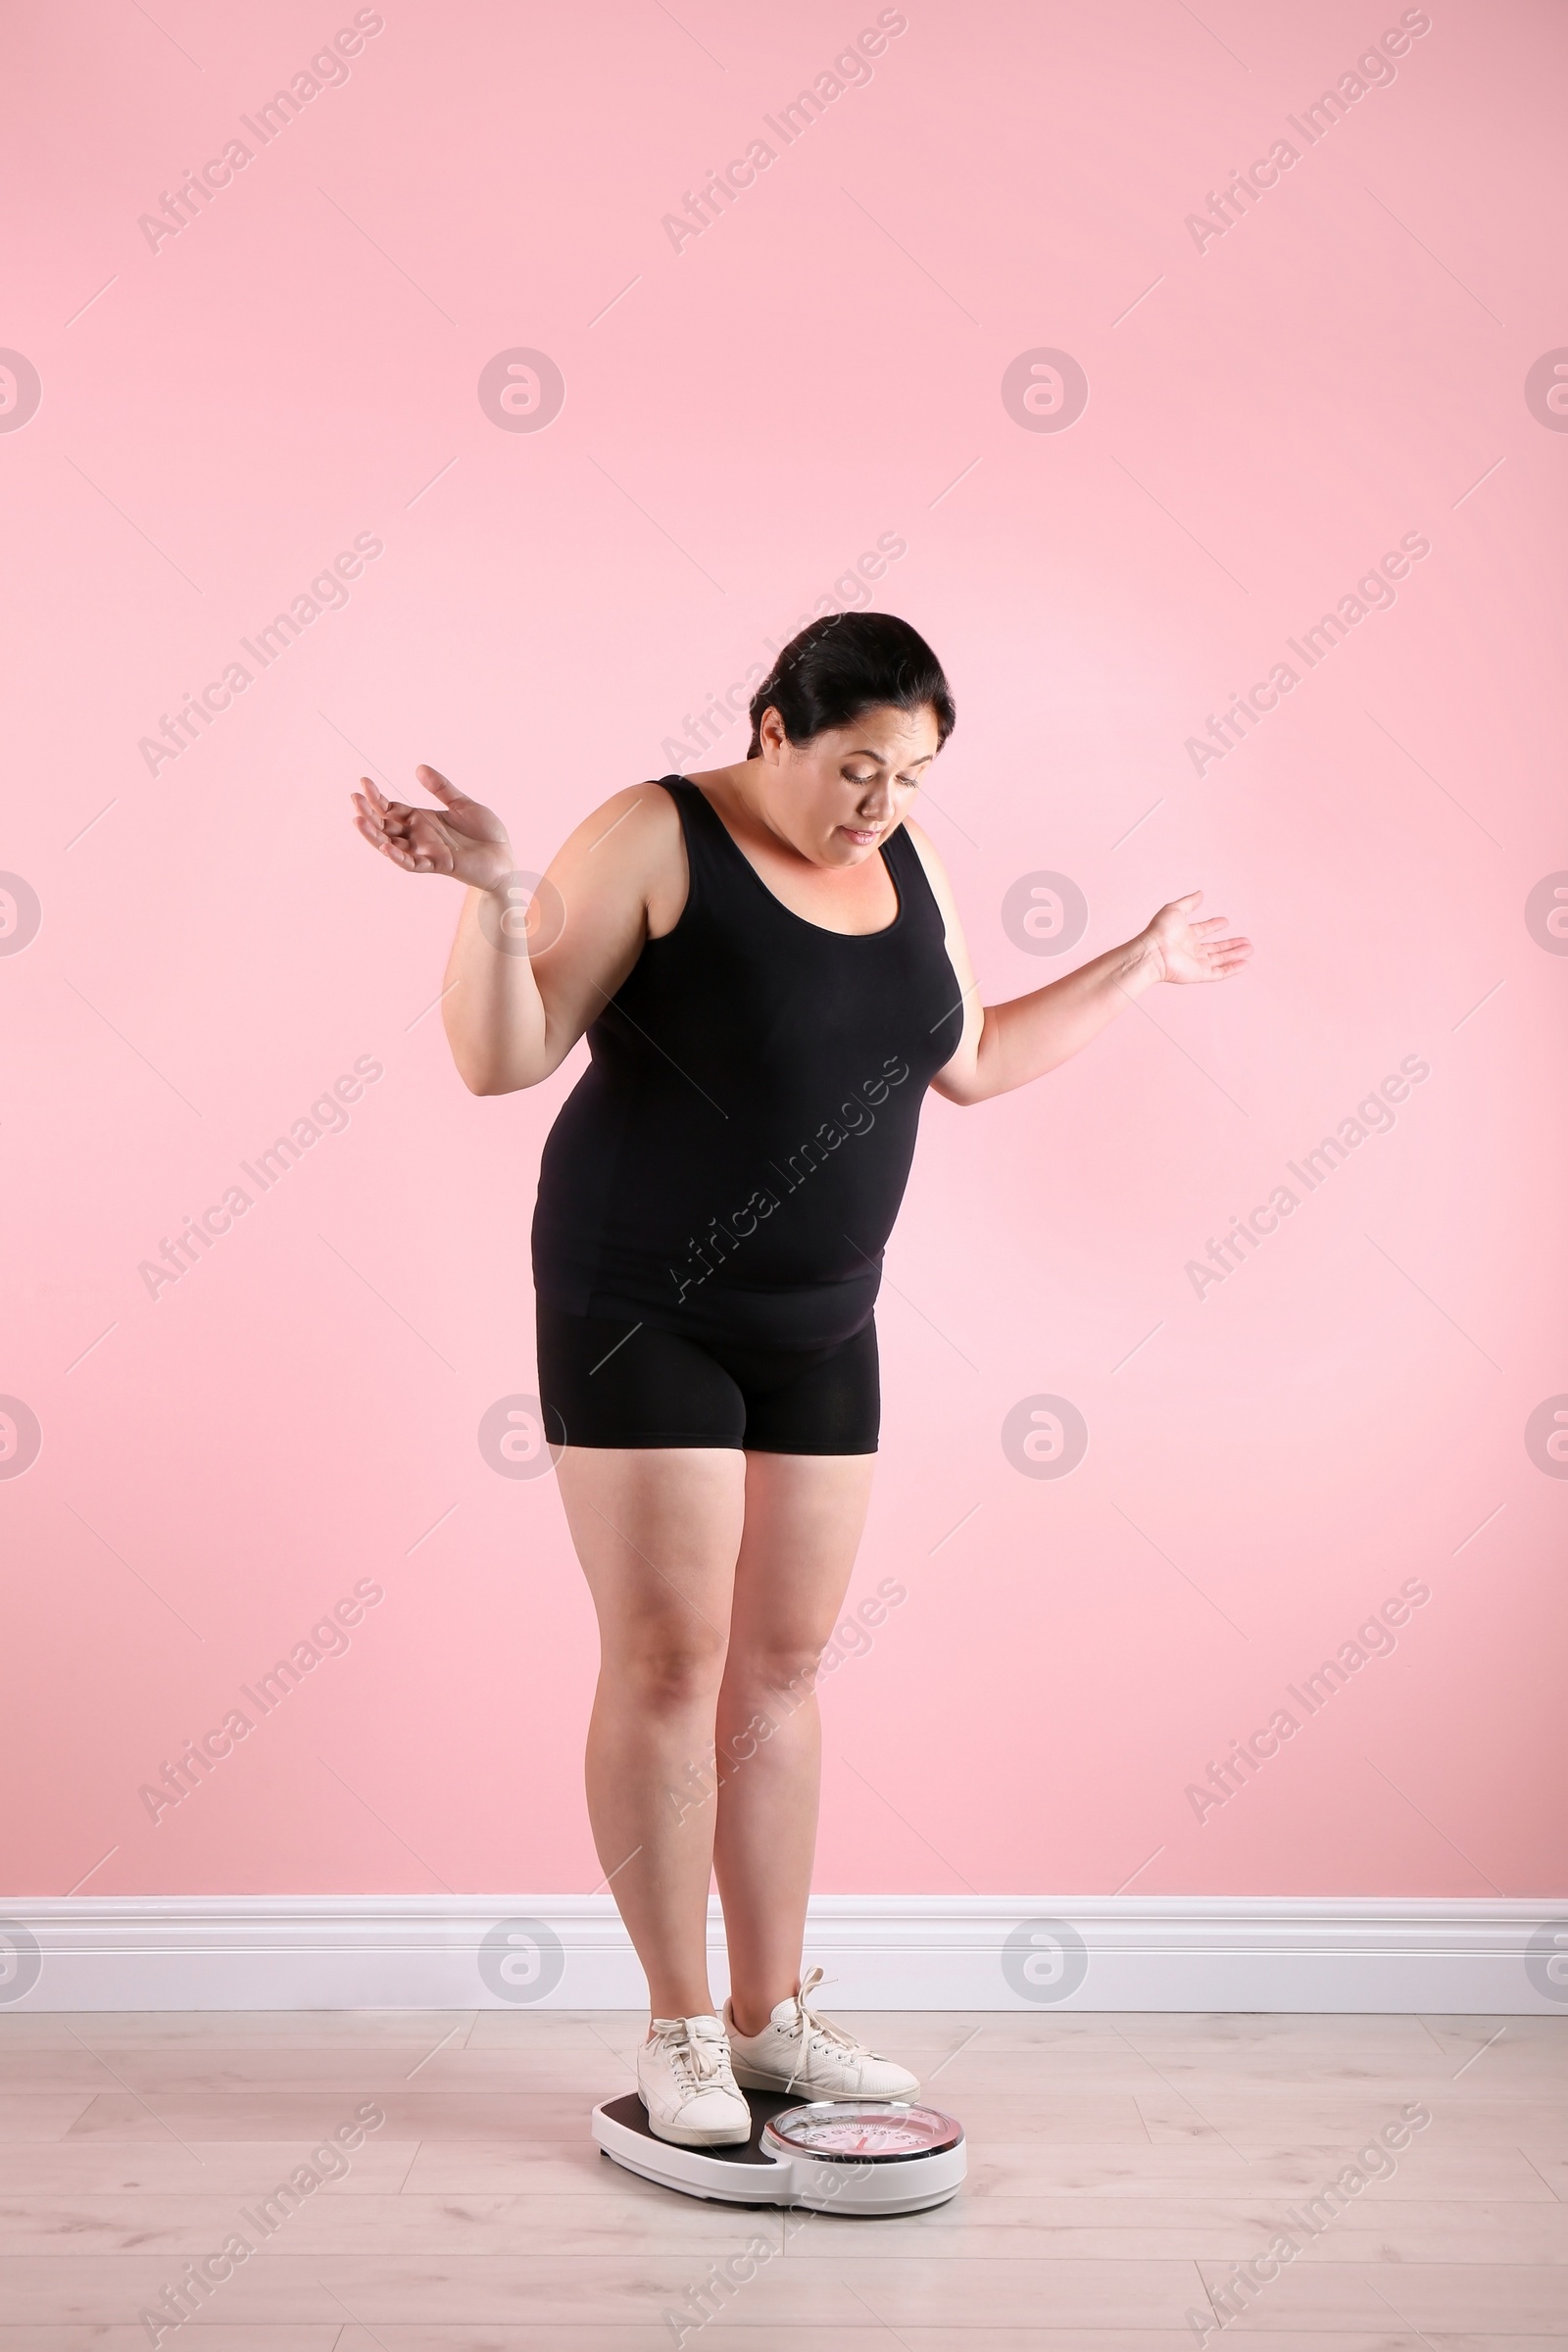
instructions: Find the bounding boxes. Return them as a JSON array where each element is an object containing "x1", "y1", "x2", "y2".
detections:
[
  {"x1": 724, "y1": 1967, "x2": 921, "y2": 2101},
  {"x1": 637, "y1": 2013, "x2": 752, "y2": 2146}
]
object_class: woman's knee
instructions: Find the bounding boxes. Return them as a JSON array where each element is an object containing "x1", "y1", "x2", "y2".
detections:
[
  {"x1": 719, "y1": 1641, "x2": 826, "y2": 1714},
  {"x1": 608, "y1": 1629, "x2": 729, "y2": 1713}
]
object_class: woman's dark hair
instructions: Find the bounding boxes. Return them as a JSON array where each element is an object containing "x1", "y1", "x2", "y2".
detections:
[{"x1": 746, "y1": 612, "x2": 955, "y2": 760}]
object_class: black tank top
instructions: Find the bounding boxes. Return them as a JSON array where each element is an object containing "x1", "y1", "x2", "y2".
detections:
[{"x1": 530, "y1": 776, "x2": 963, "y2": 1348}]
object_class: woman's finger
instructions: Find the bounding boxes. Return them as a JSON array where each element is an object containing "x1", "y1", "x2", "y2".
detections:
[
  {"x1": 414, "y1": 763, "x2": 464, "y2": 804},
  {"x1": 406, "y1": 823, "x2": 454, "y2": 872}
]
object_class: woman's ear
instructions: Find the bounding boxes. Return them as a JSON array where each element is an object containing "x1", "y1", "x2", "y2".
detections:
[{"x1": 757, "y1": 706, "x2": 788, "y2": 764}]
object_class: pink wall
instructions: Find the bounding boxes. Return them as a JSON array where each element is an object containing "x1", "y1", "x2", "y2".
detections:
[{"x1": 4, "y1": 0, "x2": 1563, "y2": 1906}]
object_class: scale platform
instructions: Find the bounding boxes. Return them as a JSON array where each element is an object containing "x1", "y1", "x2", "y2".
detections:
[{"x1": 592, "y1": 2088, "x2": 965, "y2": 2214}]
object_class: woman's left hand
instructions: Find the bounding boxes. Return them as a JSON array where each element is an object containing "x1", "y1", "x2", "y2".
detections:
[{"x1": 1142, "y1": 891, "x2": 1252, "y2": 984}]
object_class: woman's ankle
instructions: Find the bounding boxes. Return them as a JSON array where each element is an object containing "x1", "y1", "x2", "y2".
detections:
[
  {"x1": 646, "y1": 1997, "x2": 716, "y2": 2033},
  {"x1": 726, "y1": 1984, "x2": 797, "y2": 2037}
]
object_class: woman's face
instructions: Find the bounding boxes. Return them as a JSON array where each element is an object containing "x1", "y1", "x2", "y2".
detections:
[{"x1": 756, "y1": 702, "x2": 941, "y2": 867}]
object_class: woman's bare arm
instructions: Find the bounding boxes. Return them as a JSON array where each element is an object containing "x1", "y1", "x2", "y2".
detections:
[
  {"x1": 903, "y1": 816, "x2": 1251, "y2": 1107},
  {"x1": 351, "y1": 767, "x2": 682, "y2": 1095}
]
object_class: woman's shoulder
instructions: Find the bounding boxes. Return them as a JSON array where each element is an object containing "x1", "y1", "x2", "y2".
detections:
[
  {"x1": 561, "y1": 776, "x2": 683, "y2": 858},
  {"x1": 547, "y1": 776, "x2": 689, "y2": 940}
]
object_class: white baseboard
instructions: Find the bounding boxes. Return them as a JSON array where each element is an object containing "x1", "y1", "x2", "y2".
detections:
[{"x1": 3, "y1": 1895, "x2": 1565, "y2": 2013}]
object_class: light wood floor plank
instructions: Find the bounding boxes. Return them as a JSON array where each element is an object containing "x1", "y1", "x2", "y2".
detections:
[{"x1": 0, "y1": 2009, "x2": 1560, "y2": 2340}]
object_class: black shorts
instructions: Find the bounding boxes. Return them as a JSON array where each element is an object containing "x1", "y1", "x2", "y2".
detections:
[{"x1": 535, "y1": 1299, "x2": 880, "y2": 1454}]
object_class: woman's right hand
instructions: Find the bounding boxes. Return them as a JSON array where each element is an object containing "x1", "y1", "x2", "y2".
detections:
[
  {"x1": 356, "y1": 769, "x2": 673, "y2": 1095},
  {"x1": 350, "y1": 765, "x2": 516, "y2": 894}
]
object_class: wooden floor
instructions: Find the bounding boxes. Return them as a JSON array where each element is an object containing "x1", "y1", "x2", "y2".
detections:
[{"x1": 0, "y1": 2006, "x2": 1563, "y2": 2347}]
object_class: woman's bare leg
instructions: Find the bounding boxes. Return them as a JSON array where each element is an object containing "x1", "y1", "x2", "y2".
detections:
[
  {"x1": 711, "y1": 1449, "x2": 877, "y2": 2036},
  {"x1": 553, "y1": 1444, "x2": 746, "y2": 2022}
]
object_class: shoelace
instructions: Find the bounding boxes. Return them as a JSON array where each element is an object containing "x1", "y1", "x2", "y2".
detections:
[
  {"x1": 779, "y1": 1967, "x2": 883, "y2": 2093},
  {"x1": 648, "y1": 2018, "x2": 728, "y2": 2096}
]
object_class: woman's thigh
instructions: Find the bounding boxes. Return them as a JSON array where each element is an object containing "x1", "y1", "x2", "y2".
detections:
[
  {"x1": 541, "y1": 1302, "x2": 878, "y2": 1665},
  {"x1": 554, "y1": 1446, "x2": 748, "y2": 1672},
  {"x1": 724, "y1": 1451, "x2": 878, "y2": 1686}
]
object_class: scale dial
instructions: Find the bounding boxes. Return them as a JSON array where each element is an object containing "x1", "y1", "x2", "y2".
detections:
[{"x1": 763, "y1": 2101, "x2": 962, "y2": 2161}]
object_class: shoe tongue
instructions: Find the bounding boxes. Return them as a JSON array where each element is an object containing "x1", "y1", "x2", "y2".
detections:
[{"x1": 687, "y1": 2013, "x2": 725, "y2": 2040}]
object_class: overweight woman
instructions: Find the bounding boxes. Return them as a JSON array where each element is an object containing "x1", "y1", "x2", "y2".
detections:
[{"x1": 350, "y1": 613, "x2": 1250, "y2": 2148}]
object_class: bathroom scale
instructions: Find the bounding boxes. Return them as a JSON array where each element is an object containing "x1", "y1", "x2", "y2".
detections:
[{"x1": 592, "y1": 2087, "x2": 965, "y2": 2214}]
